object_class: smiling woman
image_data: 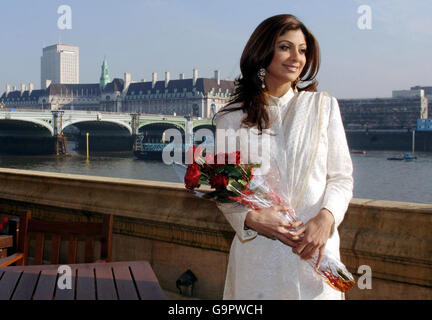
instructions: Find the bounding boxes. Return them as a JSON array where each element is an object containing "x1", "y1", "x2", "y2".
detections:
[
  {"x1": 265, "y1": 30, "x2": 308, "y2": 97},
  {"x1": 215, "y1": 14, "x2": 320, "y2": 134},
  {"x1": 213, "y1": 14, "x2": 353, "y2": 300}
]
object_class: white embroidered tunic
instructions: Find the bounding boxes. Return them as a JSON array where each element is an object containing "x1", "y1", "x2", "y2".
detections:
[{"x1": 215, "y1": 88, "x2": 354, "y2": 300}]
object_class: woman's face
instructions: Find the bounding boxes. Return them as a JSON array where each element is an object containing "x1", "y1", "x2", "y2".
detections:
[{"x1": 265, "y1": 29, "x2": 307, "y2": 88}]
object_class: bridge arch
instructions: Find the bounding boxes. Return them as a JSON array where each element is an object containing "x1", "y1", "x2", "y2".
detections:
[
  {"x1": 137, "y1": 121, "x2": 186, "y2": 132},
  {"x1": 62, "y1": 119, "x2": 132, "y2": 135},
  {"x1": 193, "y1": 123, "x2": 215, "y2": 145},
  {"x1": 0, "y1": 118, "x2": 54, "y2": 136},
  {"x1": 138, "y1": 122, "x2": 186, "y2": 144}
]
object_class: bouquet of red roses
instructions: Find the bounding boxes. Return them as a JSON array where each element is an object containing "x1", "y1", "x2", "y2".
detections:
[{"x1": 181, "y1": 146, "x2": 355, "y2": 293}]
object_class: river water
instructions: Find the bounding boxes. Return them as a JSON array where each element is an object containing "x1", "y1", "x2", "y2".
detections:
[{"x1": 0, "y1": 148, "x2": 431, "y2": 204}]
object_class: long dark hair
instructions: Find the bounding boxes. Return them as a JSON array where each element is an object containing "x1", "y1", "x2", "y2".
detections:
[{"x1": 214, "y1": 14, "x2": 320, "y2": 134}]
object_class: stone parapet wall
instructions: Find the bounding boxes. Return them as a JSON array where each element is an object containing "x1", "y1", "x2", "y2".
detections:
[
  {"x1": 339, "y1": 199, "x2": 431, "y2": 299},
  {"x1": 0, "y1": 168, "x2": 430, "y2": 299}
]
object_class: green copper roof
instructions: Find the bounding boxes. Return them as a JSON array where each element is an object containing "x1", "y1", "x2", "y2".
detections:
[{"x1": 100, "y1": 57, "x2": 110, "y2": 89}]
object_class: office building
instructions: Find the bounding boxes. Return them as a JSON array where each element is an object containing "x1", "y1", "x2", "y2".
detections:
[{"x1": 41, "y1": 44, "x2": 79, "y2": 89}]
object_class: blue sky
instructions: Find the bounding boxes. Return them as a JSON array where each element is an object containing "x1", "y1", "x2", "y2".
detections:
[{"x1": 0, "y1": 0, "x2": 431, "y2": 98}]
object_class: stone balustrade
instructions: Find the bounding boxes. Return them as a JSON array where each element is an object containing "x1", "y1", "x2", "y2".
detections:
[{"x1": 0, "y1": 168, "x2": 430, "y2": 299}]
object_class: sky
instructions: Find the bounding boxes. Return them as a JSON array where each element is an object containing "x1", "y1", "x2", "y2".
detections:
[{"x1": 0, "y1": 0, "x2": 431, "y2": 99}]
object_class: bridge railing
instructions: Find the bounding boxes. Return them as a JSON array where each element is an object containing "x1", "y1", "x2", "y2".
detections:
[{"x1": 0, "y1": 109, "x2": 211, "y2": 119}]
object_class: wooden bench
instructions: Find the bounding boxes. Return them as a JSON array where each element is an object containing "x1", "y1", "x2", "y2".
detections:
[{"x1": 0, "y1": 210, "x2": 113, "y2": 267}]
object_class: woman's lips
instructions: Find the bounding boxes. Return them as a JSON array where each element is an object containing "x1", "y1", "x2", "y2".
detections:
[{"x1": 283, "y1": 64, "x2": 299, "y2": 72}]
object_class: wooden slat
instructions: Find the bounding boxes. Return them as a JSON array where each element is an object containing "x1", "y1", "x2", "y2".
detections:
[
  {"x1": 94, "y1": 264, "x2": 117, "y2": 300},
  {"x1": 33, "y1": 269, "x2": 57, "y2": 300},
  {"x1": 84, "y1": 236, "x2": 94, "y2": 263},
  {"x1": 112, "y1": 264, "x2": 139, "y2": 300},
  {"x1": 7, "y1": 219, "x2": 18, "y2": 255},
  {"x1": 11, "y1": 269, "x2": 40, "y2": 300},
  {"x1": 0, "y1": 253, "x2": 24, "y2": 267},
  {"x1": 67, "y1": 235, "x2": 77, "y2": 264},
  {"x1": 18, "y1": 211, "x2": 31, "y2": 266},
  {"x1": 33, "y1": 233, "x2": 45, "y2": 265},
  {"x1": 76, "y1": 265, "x2": 96, "y2": 300},
  {"x1": 0, "y1": 269, "x2": 22, "y2": 300},
  {"x1": 129, "y1": 261, "x2": 165, "y2": 300},
  {"x1": 29, "y1": 220, "x2": 103, "y2": 236},
  {"x1": 50, "y1": 234, "x2": 61, "y2": 264},
  {"x1": 0, "y1": 235, "x2": 13, "y2": 248},
  {"x1": 101, "y1": 214, "x2": 113, "y2": 262},
  {"x1": 1, "y1": 264, "x2": 59, "y2": 271},
  {"x1": 55, "y1": 267, "x2": 76, "y2": 300}
]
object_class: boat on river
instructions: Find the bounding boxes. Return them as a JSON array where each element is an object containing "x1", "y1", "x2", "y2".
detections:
[
  {"x1": 351, "y1": 150, "x2": 367, "y2": 155},
  {"x1": 387, "y1": 153, "x2": 417, "y2": 161}
]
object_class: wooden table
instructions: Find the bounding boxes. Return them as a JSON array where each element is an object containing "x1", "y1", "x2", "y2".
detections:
[{"x1": 0, "y1": 260, "x2": 166, "y2": 300}]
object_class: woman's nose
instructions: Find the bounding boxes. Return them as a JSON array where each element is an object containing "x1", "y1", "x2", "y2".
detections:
[{"x1": 290, "y1": 48, "x2": 300, "y2": 61}]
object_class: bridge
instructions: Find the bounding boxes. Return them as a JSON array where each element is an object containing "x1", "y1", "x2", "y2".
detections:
[{"x1": 0, "y1": 110, "x2": 215, "y2": 154}]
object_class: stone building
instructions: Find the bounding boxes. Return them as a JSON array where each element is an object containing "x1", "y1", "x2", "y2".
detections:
[
  {"x1": 1, "y1": 62, "x2": 235, "y2": 118},
  {"x1": 122, "y1": 70, "x2": 234, "y2": 118},
  {"x1": 338, "y1": 88, "x2": 428, "y2": 129},
  {"x1": 0, "y1": 83, "x2": 46, "y2": 109}
]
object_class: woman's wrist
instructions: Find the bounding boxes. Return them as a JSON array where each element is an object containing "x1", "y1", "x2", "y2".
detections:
[
  {"x1": 244, "y1": 209, "x2": 255, "y2": 230},
  {"x1": 318, "y1": 208, "x2": 335, "y2": 226}
]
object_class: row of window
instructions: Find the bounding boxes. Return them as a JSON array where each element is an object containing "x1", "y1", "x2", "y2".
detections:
[
  {"x1": 126, "y1": 92, "x2": 202, "y2": 99},
  {"x1": 2, "y1": 100, "x2": 39, "y2": 105},
  {"x1": 127, "y1": 89, "x2": 230, "y2": 98}
]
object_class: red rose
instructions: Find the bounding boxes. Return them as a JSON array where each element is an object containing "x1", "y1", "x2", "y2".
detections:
[
  {"x1": 209, "y1": 173, "x2": 228, "y2": 191},
  {"x1": 184, "y1": 163, "x2": 201, "y2": 190}
]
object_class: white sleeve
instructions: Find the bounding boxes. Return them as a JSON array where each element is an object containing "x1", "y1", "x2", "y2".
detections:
[
  {"x1": 321, "y1": 97, "x2": 354, "y2": 234},
  {"x1": 215, "y1": 112, "x2": 257, "y2": 241}
]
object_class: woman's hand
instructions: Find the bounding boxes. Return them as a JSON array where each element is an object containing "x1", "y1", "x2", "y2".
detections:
[
  {"x1": 245, "y1": 205, "x2": 304, "y2": 248},
  {"x1": 292, "y1": 208, "x2": 334, "y2": 268}
]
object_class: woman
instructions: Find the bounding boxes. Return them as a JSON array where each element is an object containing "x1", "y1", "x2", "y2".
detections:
[{"x1": 214, "y1": 14, "x2": 353, "y2": 299}]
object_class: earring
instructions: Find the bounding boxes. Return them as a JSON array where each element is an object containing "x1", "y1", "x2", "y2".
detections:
[{"x1": 257, "y1": 68, "x2": 266, "y2": 89}]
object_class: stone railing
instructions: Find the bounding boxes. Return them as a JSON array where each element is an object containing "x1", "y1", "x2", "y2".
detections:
[{"x1": 0, "y1": 168, "x2": 430, "y2": 300}]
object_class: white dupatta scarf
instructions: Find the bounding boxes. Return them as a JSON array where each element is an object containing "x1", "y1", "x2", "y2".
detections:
[{"x1": 263, "y1": 91, "x2": 328, "y2": 212}]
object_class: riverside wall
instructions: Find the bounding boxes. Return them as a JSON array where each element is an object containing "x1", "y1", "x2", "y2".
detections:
[
  {"x1": 0, "y1": 168, "x2": 430, "y2": 300},
  {"x1": 346, "y1": 130, "x2": 432, "y2": 152}
]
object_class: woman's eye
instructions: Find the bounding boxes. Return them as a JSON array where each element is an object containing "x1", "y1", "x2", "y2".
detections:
[{"x1": 280, "y1": 45, "x2": 306, "y2": 54}]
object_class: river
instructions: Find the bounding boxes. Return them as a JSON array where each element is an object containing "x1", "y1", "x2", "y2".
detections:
[{"x1": 0, "y1": 148, "x2": 431, "y2": 204}]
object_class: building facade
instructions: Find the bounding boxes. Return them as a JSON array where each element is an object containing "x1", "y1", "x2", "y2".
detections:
[
  {"x1": 410, "y1": 85, "x2": 432, "y2": 117},
  {"x1": 338, "y1": 88, "x2": 428, "y2": 130},
  {"x1": 1, "y1": 66, "x2": 235, "y2": 119},
  {"x1": 122, "y1": 70, "x2": 234, "y2": 118},
  {"x1": 41, "y1": 44, "x2": 79, "y2": 89}
]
